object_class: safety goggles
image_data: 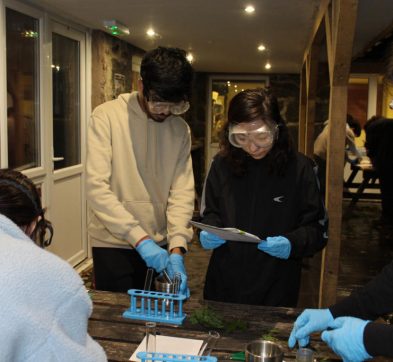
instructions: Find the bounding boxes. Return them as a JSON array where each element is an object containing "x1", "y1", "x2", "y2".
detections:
[
  {"x1": 228, "y1": 122, "x2": 277, "y2": 149},
  {"x1": 147, "y1": 100, "x2": 190, "y2": 115}
]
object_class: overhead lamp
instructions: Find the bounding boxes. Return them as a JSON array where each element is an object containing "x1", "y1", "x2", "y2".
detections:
[
  {"x1": 265, "y1": 62, "x2": 272, "y2": 70},
  {"x1": 245, "y1": 5, "x2": 255, "y2": 13},
  {"x1": 103, "y1": 20, "x2": 130, "y2": 36},
  {"x1": 257, "y1": 44, "x2": 266, "y2": 51},
  {"x1": 146, "y1": 28, "x2": 161, "y2": 39},
  {"x1": 186, "y1": 52, "x2": 194, "y2": 63}
]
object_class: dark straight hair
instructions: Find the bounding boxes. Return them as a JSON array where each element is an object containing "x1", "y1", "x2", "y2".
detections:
[
  {"x1": 219, "y1": 88, "x2": 295, "y2": 176},
  {"x1": 140, "y1": 46, "x2": 194, "y2": 102}
]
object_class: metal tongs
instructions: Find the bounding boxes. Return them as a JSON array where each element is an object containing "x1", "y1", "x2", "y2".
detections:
[{"x1": 143, "y1": 267, "x2": 181, "y2": 294}]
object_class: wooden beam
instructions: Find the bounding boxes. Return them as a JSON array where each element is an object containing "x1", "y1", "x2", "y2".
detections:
[
  {"x1": 298, "y1": 65, "x2": 307, "y2": 153},
  {"x1": 319, "y1": 0, "x2": 359, "y2": 308},
  {"x1": 303, "y1": 0, "x2": 331, "y2": 64},
  {"x1": 305, "y1": 41, "x2": 320, "y2": 157}
]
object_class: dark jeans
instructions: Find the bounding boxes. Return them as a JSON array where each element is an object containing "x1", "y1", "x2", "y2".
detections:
[{"x1": 92, "y1": 247, "x2": 149, "y2": 292}]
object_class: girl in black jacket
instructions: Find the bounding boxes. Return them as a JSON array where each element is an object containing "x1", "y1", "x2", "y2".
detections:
[{"x1": 199, "y1": 88, "x2": 328, "y2": 307}]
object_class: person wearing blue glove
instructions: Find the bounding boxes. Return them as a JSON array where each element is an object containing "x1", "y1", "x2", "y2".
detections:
[
  {"x1": 199, "y1": 231, "x2": 226, "y2": 249},
  {"x1": 257, "y1": 236, "x2": 291, "y2": 259},
  {"x1": 288, "y1": 260, "x2": 393, "y2": 359},
  {"x1": 167, "y1": 253, "x2": 190, "y2": 297},
  {"x1": 135, "y1": 238, "x2": 169, "y2": 272},
  {"x1": 87, "y1": 47, "x2": 195, "y2": 292},
  {"x1": 199, "y1": 88, "x2": 328, "y2": 307},
  {"x1": 321, "y1": 317, "x2": 372, "y2": 362},
  {"x1": 288, "y1": 309, "x2": 333, "y2": 348}
]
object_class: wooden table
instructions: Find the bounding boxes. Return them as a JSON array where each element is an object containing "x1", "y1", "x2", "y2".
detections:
[
  {"x1": 344, "y1": 162, "x2": 379, "y2": 204},
  {"x1": 89, "y1": 290, "x2": 340, "y2": 362}
]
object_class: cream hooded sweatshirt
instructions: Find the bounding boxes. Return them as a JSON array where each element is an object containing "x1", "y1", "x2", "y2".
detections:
[{"x1": 86, "y1": 92, "x2": 194, "y2": 251}]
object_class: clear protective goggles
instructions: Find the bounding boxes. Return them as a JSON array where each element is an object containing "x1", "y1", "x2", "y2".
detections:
[
  {"x1": 147, "y1": 100, "x2": 190, "y2": 115},
  {"x1": 228, "y1": 122, "x2": 277, "y2": 149}
]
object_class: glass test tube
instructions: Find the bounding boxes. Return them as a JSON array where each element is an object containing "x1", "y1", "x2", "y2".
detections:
[
  {"x1": 296, "y1": 347, "x2": 314, "y2": 362},
  {"x1": 145, "y1": 321, "x2": 156, "y2": 355},
  {"x1": 199, "y1": 330, "x2": 220, "y2": 356}
]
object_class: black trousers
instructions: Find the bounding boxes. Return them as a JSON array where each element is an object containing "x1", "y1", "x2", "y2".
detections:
[{"x1": 92, "y1": 247, "x2": 150, "y2": 293}]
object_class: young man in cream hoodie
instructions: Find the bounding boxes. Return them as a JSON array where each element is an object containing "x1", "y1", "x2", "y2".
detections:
[{"x1": 87, "y1": 47, "x2": 194, "y2": 295}]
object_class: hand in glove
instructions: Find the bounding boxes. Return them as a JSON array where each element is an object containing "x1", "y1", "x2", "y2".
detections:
[
  {"x1": 136, "y1": 238, "x2": 169, "y2": 273},
  {"x1": 200, "y1": 231, "x2": 226, "y2": 250},
  {"x1": 288, "y1": 309, "x2": 334, "y2": 348},
  {"x1": 257, "y1": 236, "x2": 291, "y2": 259},
  {"x1": 321, "y1": 317, "x2": 372, "y2": 362},
  {"x1": 167, "y1": 253, "x2": 190, "y2": 297}
]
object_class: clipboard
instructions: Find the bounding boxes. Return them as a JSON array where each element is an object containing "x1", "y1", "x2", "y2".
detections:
[{"x1": 190, "y1": 221, "x2": 260, "y2": 243}]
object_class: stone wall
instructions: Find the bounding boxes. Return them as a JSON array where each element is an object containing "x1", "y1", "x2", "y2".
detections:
[{"x1": 91, "y1": 30, "x2": 144, "y2": 109}]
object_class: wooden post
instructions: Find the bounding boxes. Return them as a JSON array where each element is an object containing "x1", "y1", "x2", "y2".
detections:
[
  {"x1": 319, "y1": 0, "x2": 359, "y2": 307},
  {"x1": 298, "y1": 65, "x2": 307, "y2": 153}
]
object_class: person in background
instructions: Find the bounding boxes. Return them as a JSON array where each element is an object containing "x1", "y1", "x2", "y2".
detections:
[
  {"x1": 0, "y1": 169, "x2": 106, "y2": 362},
  {"x1": 199, "y1": 88, "x2": 328, "y2": 307},
  {"x1": 313, "y1": 114, "x2": 362, "y2": 195},
  {"x1": 364, "y1": 116, "x2": 393, "y2": 229},
  {"x1": 87, "y1": 47, "x2": 194, "y2": 295},
  {"x1": 288, "y1": 260, "x2": 393, "y2": 361}
]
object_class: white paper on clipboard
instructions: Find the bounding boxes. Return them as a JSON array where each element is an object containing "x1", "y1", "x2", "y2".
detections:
[{"x1": 190, "y1": 221, "x2": 260, "y2": 243}]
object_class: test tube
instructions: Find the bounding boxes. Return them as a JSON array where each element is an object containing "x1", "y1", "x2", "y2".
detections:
[
  {"x1": 162, "y1": 269, "x2": 173, "y2": 284},
  {"x1": 173, "y1": 272, "x2": 181, "y2": 294},
  {"x1": 296, "y1": 347, "x2": 314, "y2": 362},
  {"x1": 144, "y1": 268, "x2": 154, "y2": 291},
  {"x1": 145, "y1": 321, "x2": 156, "y2": 355},
  {"x1": 198, "y1": 330, "x2": 220, "y2": 356}
]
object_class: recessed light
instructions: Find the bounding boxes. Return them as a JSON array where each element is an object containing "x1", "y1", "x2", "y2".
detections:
[
  {"x1": 265, "y1": 62, "x2": 271, "y2": 70},
  {"x1": 245, "y1": 5, "x2": 255, "y2": 13},
  {"x1": 186, "y1": 52, "x2": 194, "y2": 63},
  {"x1": 146, "y1": 28, "x2": 156, "y2": 37},
  {"x1": 257, "y1": 44, "x2": 266, "y2": 51}
]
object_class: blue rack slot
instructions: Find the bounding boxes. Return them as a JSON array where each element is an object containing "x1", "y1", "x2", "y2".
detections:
[
  {"x1": 123, "y1": 289, "x2": 187, "y2": 325},
  {"x1": 137, "y1": 352, "x2": 217, "y2": 362}
]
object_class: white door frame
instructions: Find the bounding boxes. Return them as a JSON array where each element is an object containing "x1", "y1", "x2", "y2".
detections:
[{"x1": 0, "y1": 0, "x2": 92, "y2": 265}]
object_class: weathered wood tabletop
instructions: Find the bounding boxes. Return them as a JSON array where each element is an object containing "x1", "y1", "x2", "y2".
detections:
[{"x1": 88, "y1": 290, "x2": 342, "y2": 362}]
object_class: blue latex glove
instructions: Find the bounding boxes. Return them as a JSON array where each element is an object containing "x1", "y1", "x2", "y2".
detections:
[
  {"x1": 257, "y1": 236, "x2": 291, "y2": 259},
  {"x1": 321, "y1": 317, "x2": 372, "y2": 362},
  {"x1": 200, "y1": 231, "x2": 226, "y2": 250},
  {"x1": 167, "y1": 253, "x2": 190, "y2": 298},
  {"x1": 136, "y1": 238, "x2": 169, "y2": 273},
  {"x1": 288, "y1": 309, "x2": 334, "y2": 348}
]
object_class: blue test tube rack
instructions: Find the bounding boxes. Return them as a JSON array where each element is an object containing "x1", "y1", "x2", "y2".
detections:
[
  {"x1": 137, "y1": 352, "x2": 217, "y2": 362},
  {"x1": 123, "y1": 289, "x2": 187, "y2": 325}
]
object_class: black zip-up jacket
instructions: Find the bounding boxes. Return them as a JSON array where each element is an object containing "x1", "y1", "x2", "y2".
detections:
[
  {"x1": 201, "y1": 152, "x2": 328, "y2": 307},
  {"x1": 330, "y1": 260, "x2": 393, "y2": 358}
]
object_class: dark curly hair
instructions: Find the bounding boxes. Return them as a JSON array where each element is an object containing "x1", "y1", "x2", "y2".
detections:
[
  {"x1": 140, "y1": 46, "x2": 194, "y2": 102},
  {"x1": 219, "y1": 88, "x2": 295, "y2": 176},
  {"x1": 0, "y1": 169, "x2": 53, "y2": 247}
]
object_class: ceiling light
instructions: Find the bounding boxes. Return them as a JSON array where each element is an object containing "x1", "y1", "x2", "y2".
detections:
[
  {"x1": 146, "y1": 28, "x2": 156, "y2": 37},
  {"x1": 103, "y1": 20, "x2": 130, "y2": 36},
  {"x1": 265, "y1": 62, "x2": 272, "y2": 70},
  {"x1": 257, "y1": 44, "x2": 266, "y2": 51},
  {"x1": 146, "y1": 28, "x2": 162, "y2": 39},
  {"x1": 186, "y1": 52, "x2": 194, "y2": 63},
  {"x1": 245, "y1": 5, "x2": 255, "y2": 13}
]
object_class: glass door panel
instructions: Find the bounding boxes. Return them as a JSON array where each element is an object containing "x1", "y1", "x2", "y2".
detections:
[
  {"x1": 52, "y1": 33, "x2": 81, "y2": 170},
  {"x1": 6, "y1": 8, "x2": 40, "y2": 170}
]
